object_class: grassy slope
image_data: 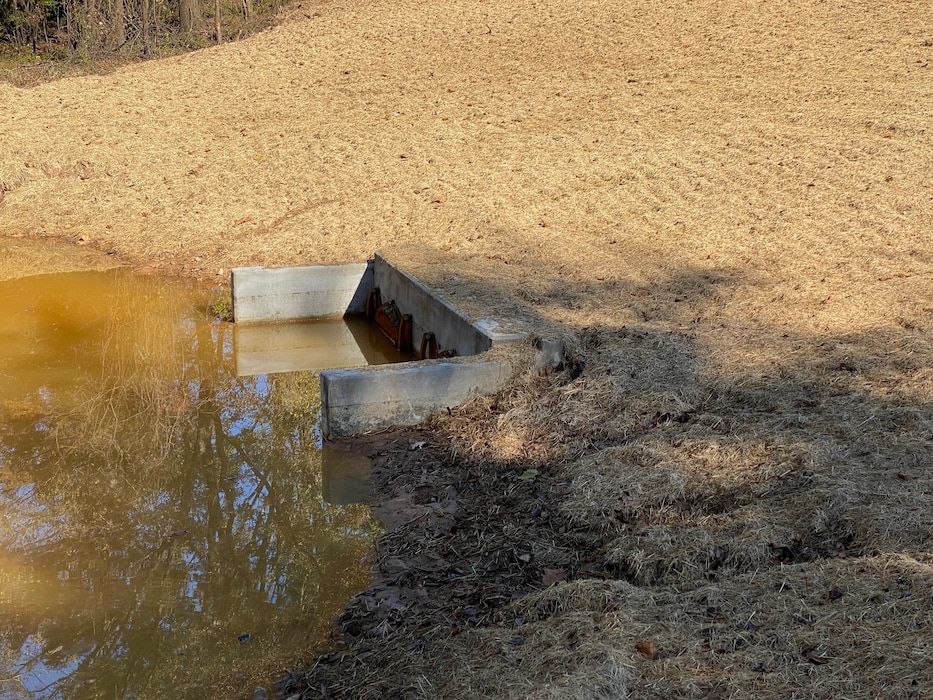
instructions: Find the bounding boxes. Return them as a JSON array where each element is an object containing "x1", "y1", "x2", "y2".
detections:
[{"x1": 2, "y1": 0, "x2": 933, "y2": 697}]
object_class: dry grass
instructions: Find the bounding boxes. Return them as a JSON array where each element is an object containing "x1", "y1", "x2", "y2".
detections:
[
  {"x1": 3, "y1": 0, "x2": 933, "y2": 697},
  {"x1": 469, "y1": 554, "x2": 933, "y2": 699}
]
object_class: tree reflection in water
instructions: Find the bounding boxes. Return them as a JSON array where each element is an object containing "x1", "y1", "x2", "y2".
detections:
[{"x1": 0, "y1": 270, "x2": 379, "y2": 699}]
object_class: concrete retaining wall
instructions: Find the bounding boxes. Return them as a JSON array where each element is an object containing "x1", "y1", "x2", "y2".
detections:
[
  {"x1": 373, "y1": 253, "x2": 491, "y2": 357},
  {"x1": 230, "y1": 256, "x2": 539, "y2": 438},
  {"x1": 320, "y1": 359, "x2": 513, "y2": 438},
  {"x1": 231, "y1": 262, "x2": 372, "y2": 322}
]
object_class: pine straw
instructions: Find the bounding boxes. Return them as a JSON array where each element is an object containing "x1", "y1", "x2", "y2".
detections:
[
  {"x1": 456, "y1": 555, "x2": 933, "y2": 699},
  {"x1": 286, "y1": 321, "x2": 933, "y2": 698},
  {"x1": 546, "y1": 323, "x2": 933, "y2": 587}
]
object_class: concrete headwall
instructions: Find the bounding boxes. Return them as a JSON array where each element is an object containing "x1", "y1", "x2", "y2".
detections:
[
  {"x1": 320, "y1": 358, "x2": 513, "y2": 438},
  {"x1": 373, "y1": 253, "x2": 491, "y2": 357},
  {"x1": 231, "y1": 262, "x2": 373, "y2": 323},
  {"x1": 230, "y1": 257, "x2": 547, "y2": 438}
]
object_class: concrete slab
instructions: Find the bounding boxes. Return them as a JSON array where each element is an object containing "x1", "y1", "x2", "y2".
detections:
[{"x1": 231, "y1": 262, "x2": 373, "y2": 323}]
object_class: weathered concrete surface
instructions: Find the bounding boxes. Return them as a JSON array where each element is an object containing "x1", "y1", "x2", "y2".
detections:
[
  {"x1": 373, "y1": 253, "x2": 495, "y2": 357},
  {"x1": 320, "y1": 359, "x2": 513, "y2": 437},
  {"x1": 533, "y1": 337, "x2": 565, "y2": 371},
  {"x1": 231, "y1": 262, "x2": 373, "y2": 323},
  {"x1": 473, "y1": 318, "x2": 529, "y2": 345}
]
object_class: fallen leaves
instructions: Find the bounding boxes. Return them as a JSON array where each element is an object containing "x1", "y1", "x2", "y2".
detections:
[
  {"x1": 635, "y1": 640, "x2": 660, "y2": 659},
  {"x1": 541, "y1": 568, "x2": 566, "y2": 587}
]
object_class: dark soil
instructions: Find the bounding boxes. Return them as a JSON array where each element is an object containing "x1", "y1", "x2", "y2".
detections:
[{"x1": 280, "y1": 388, "x2": 599, "y2": 699}]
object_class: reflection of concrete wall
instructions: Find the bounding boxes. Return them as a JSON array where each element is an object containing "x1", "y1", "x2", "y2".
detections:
[
  {"x1": 234, "y1": 321, "x2": 378, "y2": 376},
  {"x1": 231, "y1": 262, "x2": 373, "y2": 322},
  {"x1": 321, "y1": 445, "x2": 373, "y2": 505}
]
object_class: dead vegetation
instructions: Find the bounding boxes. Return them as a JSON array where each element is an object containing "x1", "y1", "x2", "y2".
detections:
[
  {"x1": 280, "y1": 313, "x2": 933, "y2": 698},
  {"x1": 2, "y1": 0, "x2": 933, "y2": 697}
]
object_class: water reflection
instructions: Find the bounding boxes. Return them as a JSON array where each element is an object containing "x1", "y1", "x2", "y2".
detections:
[
  {"x1": 0, "y1": 270, "x2": 380, "y2": 699},
  {"x1": 234, "y1": 317, "x2": 412, "y2": 376}
]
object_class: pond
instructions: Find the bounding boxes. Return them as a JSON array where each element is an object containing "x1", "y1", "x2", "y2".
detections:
[{"x1": 0, "y1": 267, "x2": 390, "y2": 699}]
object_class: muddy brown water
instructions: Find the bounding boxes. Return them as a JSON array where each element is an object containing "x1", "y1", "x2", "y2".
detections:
[{"x1": 0, "y1": 268, "x2": 403, "y2": 698}]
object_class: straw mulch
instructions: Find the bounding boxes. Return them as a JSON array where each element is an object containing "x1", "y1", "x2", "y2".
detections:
[{"x1": 2, "y1": 0, "x2": 933, "y2": 697}]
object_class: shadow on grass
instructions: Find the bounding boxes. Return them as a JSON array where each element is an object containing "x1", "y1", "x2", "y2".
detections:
[{"x1": 284, "y1": 259, "x2": 933, "y2": 699}]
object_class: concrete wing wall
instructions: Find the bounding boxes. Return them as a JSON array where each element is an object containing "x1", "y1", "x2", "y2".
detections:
[
  {"x1": 232, "y1": 263, "x2": 373, "y2": 323},
  {"x1": 373, "y1": 253, "x2": 492, "y2": 357},
  {"x1": 320, "y1": 359, "x2": 511, "y2": 437}
]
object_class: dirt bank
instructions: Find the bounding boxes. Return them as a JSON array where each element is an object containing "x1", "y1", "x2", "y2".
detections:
[{"x1": 3, "y1": 0, "x2": 933, "y2": 696}]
